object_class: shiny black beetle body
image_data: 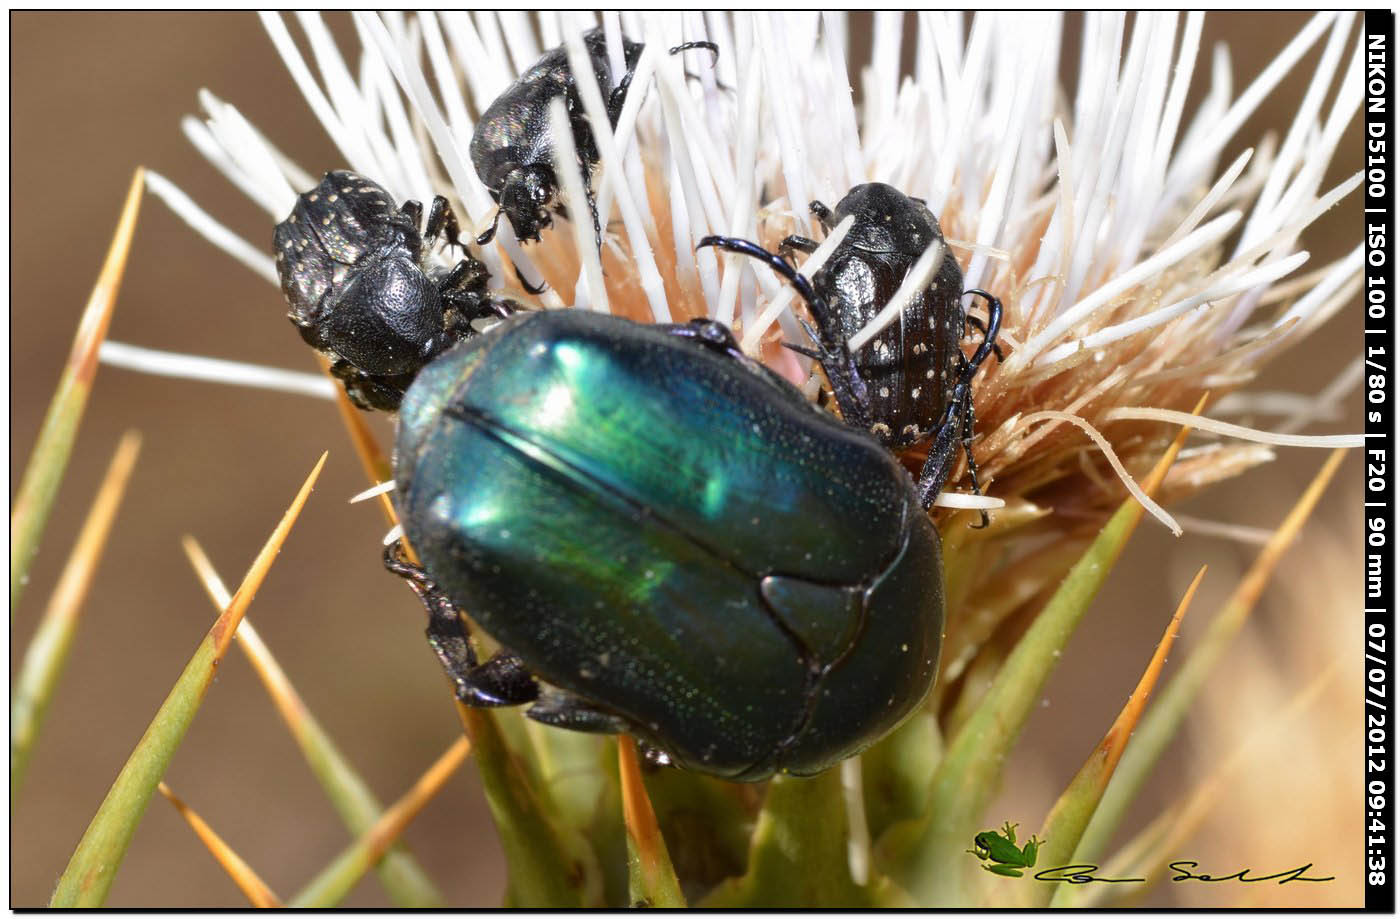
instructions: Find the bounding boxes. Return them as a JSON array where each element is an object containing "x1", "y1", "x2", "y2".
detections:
[
  {"x1": 784, "y1": 184, "x2": 969, "y2": 449},
  {"x1": 274, "y1": 171, "x2": 518, "y2": 411},
  {"x1": 699, "y1": 183, "x2": 1003, "y2": 516},
  {"x1": 389, "y1": 310, "x2": 944, "y2": 780},
  {"x1": 471, "y1": 27, "x2": 715, "y2": 246}
]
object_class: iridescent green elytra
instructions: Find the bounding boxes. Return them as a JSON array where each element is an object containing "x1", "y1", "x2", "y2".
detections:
[{"x1": 395, "y1": 309, "x2": 944, "y2": 781}]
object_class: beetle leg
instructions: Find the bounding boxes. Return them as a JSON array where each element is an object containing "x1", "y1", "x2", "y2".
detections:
[
  {"x1": 914, "y1": 398, "x2": 964, "y2": 510},
  {"x1": 637, "y1": 742, "x2": 674, "y2": 769},
  {"x1": 605, "y1": 41, "x2": 722, "y2": 121},
  {"x1": 439, "y1": 253, "x2": 522, "y2": 325},
  {"x1": 434, "y1": 254, "x2": 484, "y2": 294},
  {"x1": 964, "y1": 314, "x2": 1006, "y2": 362},
  {"x1": 669, "y1": 38, "x2": 726, "y2": 92},
  {"x1": 585, "y1": 176, "x2": 603, "y2": 250},
  {"x1": 668, "y1": 39, "x2": 720, "y2": 61},
  {"x1": 441, "y1": 288, "x2": 521, "y2": 336},
  {"x1": 795, "y1": 332, "x2": 875, "y2": 434},
  {"x1": 916, "y1": 287, "x2": 1001, "y2": 517},
  {"x1": 424, "y1": 195, "x2": 463, "y2": 251},
  {"x1": 673, "y1": 41, "x2": 730, "y2": 89},
  {"x1": 956, "y1": 289, "x2": 1004, "y2": 523},
  {"x1": 475, "y1": 208, "x2": 503, "y2": 246},
  {"x1": 484, "y1": 296, "x2": 523, "y2": 320},
  {"x1": 400, "y1": 198, "x2": 423, "y2": 229},
  {"x1": 781, "y1": 341, "x2": 823, "y2": 361},
  {"x1": 662, "y1": 318, "x2": 746, "y2": 362},
  {"x1": 696, "y1": 234, "x2": 874, "y2": 431},
  {"x1": 383, "y1": 542, "x2": 539, "y2": 706},
  {"x1": 326, "y1": 358, "x2": 409, "y2": 412},
  {"x1": 779, "y1": 235, "x2": 820, "y2": 267},
  {"x1": 512, "y1": 258, "x2": 548, "y2": 295},
  {"x1": 608, "y1": 67, "x2": 635, "y2": 122},
  {"x1": 526, "y1": 690, "x2": 629, "y2": 734},
  {"x1": 957, "y1": 384, "x2": 992, "y2": 529},
  {"x1": 428, "y1": 613, "x2": 539, "y2": 706},
  {"x1": 960, "y1": 289, "x2": 1004, "y2": 372},
  {"x1": 794, "y1": 317, "x2": 823, "y2": 348}
]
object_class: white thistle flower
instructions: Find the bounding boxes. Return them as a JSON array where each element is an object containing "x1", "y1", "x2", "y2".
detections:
[{"x1": 129, "y1": 10, "x2": 1363, "y2": 538}]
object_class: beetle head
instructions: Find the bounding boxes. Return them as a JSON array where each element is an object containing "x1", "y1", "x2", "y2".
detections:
[
  {"x1": 500, "y1": 164, "x2": 557, "y2": 242},
  {"x1": 840, "y1": 182, "x2": 940, "y2": 257}
]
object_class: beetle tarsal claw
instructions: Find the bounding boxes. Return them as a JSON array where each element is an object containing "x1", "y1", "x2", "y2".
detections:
[{"x1": 525, "y1": 690, "x2": 629, "y2": 734}]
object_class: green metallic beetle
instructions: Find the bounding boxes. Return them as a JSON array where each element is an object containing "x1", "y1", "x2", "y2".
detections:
[{"x1": 387, "y1": 309, "x2": 945, "y2": 780}]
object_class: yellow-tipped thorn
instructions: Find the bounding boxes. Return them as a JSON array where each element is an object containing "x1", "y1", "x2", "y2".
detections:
[
  {"x1": 12, "y1": 169, "x2": 144, "y2": 615},
  {"x1": 291, "y1": 737, "x2": 470, "y2": 907},
  {"x1": 50, "y1": 452, "x2": 326, "y2": 907},
  {"x1": 1070, "y1": 448, "x2": 1349, "y2": 877},
  {"x1": 212, "y1": 452, "x2": 328, "y2": 656},
  {"x1": 1077, "y1": 663, "x2": 1341, "y2": 908},
  {"x1": 181, "y1": 535, "x2": 447, "y2": 907},
  {"x1": 320, "y1": 354, "x2": 400, "y2": 529},
  {"x1": 1101, "y1": 565, "x2": 1205, "y2": 773},
  {"x1": 1037, "y1": 565, "x2": 1206, "y2": 907},
  {"x1": 12, "y1": 431, "x2": 142, "y2": 798},
  {"x1": 619, "y1": 737, "x2": 685, "y2": 907},
  {"x1": 182, "y1": 536, "x2": 309, "y2": 734},
  {"x1": 157, "y1": 782, "x2": 282, "y2": 907}
]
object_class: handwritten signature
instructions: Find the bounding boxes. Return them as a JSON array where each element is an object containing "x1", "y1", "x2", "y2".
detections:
[{"x1": 1031, "y1": 862, "x2": 1334, "y2": 885}]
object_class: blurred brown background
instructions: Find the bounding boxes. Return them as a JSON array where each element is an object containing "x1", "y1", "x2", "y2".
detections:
[{"x1": 11, "y1": 12, "x2": 1364, "y2": 907}]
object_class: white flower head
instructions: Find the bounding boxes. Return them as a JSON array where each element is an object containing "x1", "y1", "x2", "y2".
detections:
[{"x1": 136, "y1": 11, "x2": 1364, "y2": 531}]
